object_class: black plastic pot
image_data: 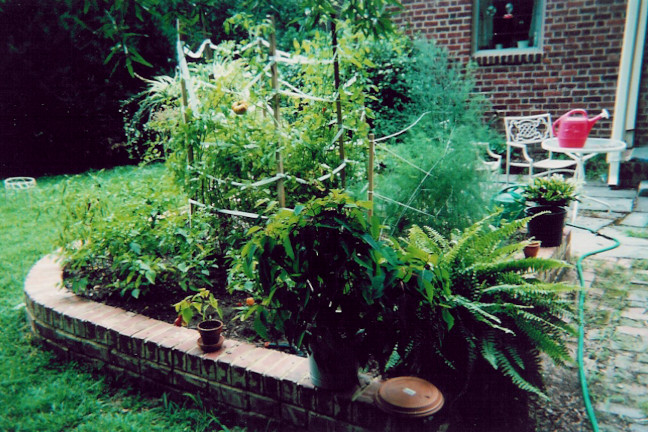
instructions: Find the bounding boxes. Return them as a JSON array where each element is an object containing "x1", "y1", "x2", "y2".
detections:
[
  {"x1": 525, "y1": 205, "x2": 567, "y2": 247},
  {"x1": 308, "y1": 339, "x2": 359, "y2": 390}
]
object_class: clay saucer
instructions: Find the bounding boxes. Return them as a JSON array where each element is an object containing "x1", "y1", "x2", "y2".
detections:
[
  {"x1": 375, "y1": 376, "x2": 444, "y2": 418},
  {"x1": 197, "y1": 335, "x2": 225, "y2": 353}
]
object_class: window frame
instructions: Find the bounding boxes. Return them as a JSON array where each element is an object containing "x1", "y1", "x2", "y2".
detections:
[{"x1": 471, "y1": 0, "x2": 546, "y2": 61}]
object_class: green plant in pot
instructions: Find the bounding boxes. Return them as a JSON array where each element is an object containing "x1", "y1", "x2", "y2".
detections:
[
  {"x1": 233, "y1": 191, "x2": 392, "y2": 390},
  {"x1": 380, "y1": 215, "x2": 576, "y2": 426},
  {"x1": 523, "y1": 175, "x2": 579, "y2": 247},
  {"x1": 174, "y1": 288, "x2": 224, "y2": 352}
]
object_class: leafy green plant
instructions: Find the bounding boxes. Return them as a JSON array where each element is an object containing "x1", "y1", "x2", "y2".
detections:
[
  {"x1": 232, "y1": 191, "x2": 392, "y2": 365},
  {"x1": 173, "y1": 288, "x2": 222, "y2": 326},
  {"x1": 381, "y1": 215, "x2": 577, "y2": 399},
  {"x1": 523, "y1": 175, "x2": 580, "y2": 206},
  {"x1": 58, "y1": 166, "x2": 220, "y2": 300}
]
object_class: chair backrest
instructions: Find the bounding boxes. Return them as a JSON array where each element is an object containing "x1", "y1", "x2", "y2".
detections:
[{"x1": 504, "y1": 113, "x2": 553, "y2": 145}]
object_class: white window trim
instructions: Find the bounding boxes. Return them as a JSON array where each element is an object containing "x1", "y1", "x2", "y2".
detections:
[{"x1": 471, "y1": 0, "x2": 546, "y2": 58}]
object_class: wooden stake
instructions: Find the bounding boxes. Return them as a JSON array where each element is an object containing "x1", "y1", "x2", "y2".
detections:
[
  {"x1": 269, "y1": 16, "x2": 286, "y2": 208},
  {"x1": 331, "y1": 18, "x2": 346, "y2": 187},
  {"x1": 368, "y1": 133, "x2": 375, "y2": 217},
  {"x1": 178, "y1": 18, "x2": 196, "y2": 216}
]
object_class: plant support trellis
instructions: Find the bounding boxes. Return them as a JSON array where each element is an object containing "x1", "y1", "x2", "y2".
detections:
[
  {"x1": 175, "y1": 19, "x2": 353, "y2": 220},
  {"x1": 173, "y1": 19, "x2": 474, "y2": 234}
]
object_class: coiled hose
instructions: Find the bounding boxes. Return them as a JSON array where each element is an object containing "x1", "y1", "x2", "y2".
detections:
[{"x1": 568, "y1": 223, "x2": 621, "y2": 432}]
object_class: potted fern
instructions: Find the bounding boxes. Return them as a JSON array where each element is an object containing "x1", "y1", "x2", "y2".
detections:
[
  {"x1": 173, "y1": 288, "x2": 224, "y2": 352},
  {"x1": 379, "y1": 215, "x2": 576, "y2": 424},
  {"x1": 233, "y1": 191, "x2": 391, "y2": 390},
  {"x1": 523, "y1": 175, "x2": 579, "y2": 246}
]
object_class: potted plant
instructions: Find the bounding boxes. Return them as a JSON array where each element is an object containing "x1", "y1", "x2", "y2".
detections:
[
  {"x1": 380, "y1": 215, "x2": 576, "y2": 422},
  {"x1": 232, "y1": 191, "x2": 391, "y2": 390},
  {"x1": 523, "y1": 175, "x2": 579, "y2": 247},
  {"x1": 523, "y1": 239, "x2": 541, "y2": 258},
  {"x1": 173, "y1": 288, "x2": 224, "y2": 352}
]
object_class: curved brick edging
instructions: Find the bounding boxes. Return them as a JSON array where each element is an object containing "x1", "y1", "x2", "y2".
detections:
[
  {"x1": 23, "y1": 254, "x2": 444, "y2": 432},
  {"x1": 23, "y1": 237, "x2": 571, "y2": 431}
]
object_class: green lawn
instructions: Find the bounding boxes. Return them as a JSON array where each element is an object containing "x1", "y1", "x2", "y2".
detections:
[{"x1": 0, "y1": 165, "x2": 242, "y2": 432}]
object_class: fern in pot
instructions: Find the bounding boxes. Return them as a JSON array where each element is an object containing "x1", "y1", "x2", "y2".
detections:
[
  {"x1": 380, "y1": 215, "x2": 576, "y2": 426},
  {"x1": 523, "y1": 175, "x2": 579, "y2": 247},
  {"x1": 233, "y1": 191, "x2": 393, "y2": 390}
]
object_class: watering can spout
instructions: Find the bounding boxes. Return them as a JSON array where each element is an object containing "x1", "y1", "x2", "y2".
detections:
[{"x1": 589, "y1": 109, "x2": 610, "y2": 127}]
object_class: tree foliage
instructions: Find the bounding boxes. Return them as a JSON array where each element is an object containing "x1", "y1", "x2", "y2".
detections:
[{"x1": 0, "y1": 0, "x2": 301, "y2": 177}]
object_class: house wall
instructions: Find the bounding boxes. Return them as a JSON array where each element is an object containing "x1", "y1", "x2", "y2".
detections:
[
  {"x1": 394, "y1": 0, "x2": 648, "y2": 147},
  {"x1": 637, "y1": 37, "x2": 648, "y2": 147}
]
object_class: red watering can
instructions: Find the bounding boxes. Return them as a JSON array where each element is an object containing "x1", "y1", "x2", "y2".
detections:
[{"x1": 552, "y1": 109, "x2": 609, "y2": 148}]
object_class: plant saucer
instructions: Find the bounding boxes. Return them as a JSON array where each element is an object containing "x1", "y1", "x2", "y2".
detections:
[{"x1": 197, "y1": 335, "x2": 225, "y2": 353}]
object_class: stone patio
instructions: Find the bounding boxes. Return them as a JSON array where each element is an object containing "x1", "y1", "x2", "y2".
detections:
[{"x1": 559, "y1": 180, "x2": 648, "y2": 432}]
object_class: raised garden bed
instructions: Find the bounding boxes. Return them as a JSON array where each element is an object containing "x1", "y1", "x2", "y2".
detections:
[{"x1": 24, "y1": 231, "x2": 572, "y2": 431}]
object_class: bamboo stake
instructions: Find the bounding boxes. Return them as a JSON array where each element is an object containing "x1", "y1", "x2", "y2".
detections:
[
  {"x1": 177, "y1": 21, "x2": 197, "y2": 216},
  {"x1": 368, "y1": 133, "x2": 375, "y2": 217},
  {"x1": 180, "y1": 78, "x2": 194, "y2": 166},
  {"x1": 331, "y1": 18, "x2": 346, "y2": 187},
  {"x1": 269, "y1": 16, "x2": 286, "y2": 208},
  {"x1": 180, "y1": 76, "x2": 196, "y2": 216},
  {"x1": 200, "y1": 11, "x2": 212, "y2": 61}
]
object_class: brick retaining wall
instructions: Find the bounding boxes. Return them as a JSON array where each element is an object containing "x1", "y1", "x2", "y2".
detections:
[
  {"x1": 23, "y1": 241, "x2": 570, "y2": 431},
  {"x1": 23, "y1": 254, "x2": 446, "y2": 432}
]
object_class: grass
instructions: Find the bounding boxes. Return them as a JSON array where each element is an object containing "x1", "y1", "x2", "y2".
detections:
[
  {"x1": 0, "y1": 164, "x2": 244, "y2": 432},
  {"x1": 626, "y1": 228, "x2": 648, "y2": 239}
]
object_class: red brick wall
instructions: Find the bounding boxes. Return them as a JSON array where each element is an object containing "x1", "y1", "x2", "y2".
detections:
[{"x1": 394, "y1": 0, "x2": 647, "y2": 145}]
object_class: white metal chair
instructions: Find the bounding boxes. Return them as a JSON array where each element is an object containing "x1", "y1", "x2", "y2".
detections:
[
  {"x1": 475, "y1": 142, "x2": 502, "y2": 173},
  {"x1": 504, "y1": 114, "x2": 577, "y2": 183}
]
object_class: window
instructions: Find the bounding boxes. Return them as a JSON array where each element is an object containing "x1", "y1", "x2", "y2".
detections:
[{"x1": 473, "y1": 0, "x2": 544, "y2": 52}]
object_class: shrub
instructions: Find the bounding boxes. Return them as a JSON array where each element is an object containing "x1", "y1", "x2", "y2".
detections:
[
  {"x1": 231, "y1": 191, "x2": 392, "y2": 367},
  {"x1": 375, "y1": 125, "x2": 496, "y2": 235},
  {"x1": 365, "y1": 37, "x2": 498, "y2": 236}
]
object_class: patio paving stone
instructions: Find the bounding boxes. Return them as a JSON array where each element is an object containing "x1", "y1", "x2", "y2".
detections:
[
  {"x1": 620, "y1": 212, "x2": 648, "y2": 228},
  {"x1": 563, "y1": 180, "x2": 648, "y2": 431}
]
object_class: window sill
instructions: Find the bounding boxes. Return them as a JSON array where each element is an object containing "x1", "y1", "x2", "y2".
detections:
[{"x1": 472, "y1": 48, "x2": 543, "y2": 66}]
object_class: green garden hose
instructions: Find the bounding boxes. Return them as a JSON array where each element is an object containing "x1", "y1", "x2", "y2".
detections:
[{"x1": 568, "y1": 223, "x2": 621, "y2": 432}]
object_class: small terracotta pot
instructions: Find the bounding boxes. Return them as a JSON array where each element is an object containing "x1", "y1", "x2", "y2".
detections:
[
  {"x1": 197, "y1": 319, "x2": 223, "y2": 345},
  {"x1": 523, "y1": 241, "x2": 541, "y2": 258}
]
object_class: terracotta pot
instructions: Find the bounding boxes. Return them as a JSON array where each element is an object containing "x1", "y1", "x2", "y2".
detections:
[
  {"x1": 523, "y1": 241, "x2": 541, "y2": 258},
  {"x1": 197, "y1": 319, "x2": 224, "y2": 346}
]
